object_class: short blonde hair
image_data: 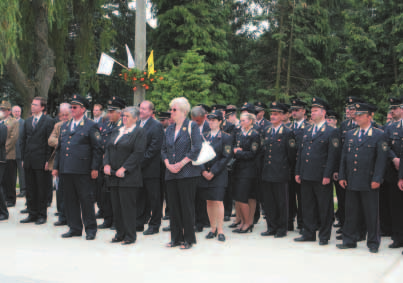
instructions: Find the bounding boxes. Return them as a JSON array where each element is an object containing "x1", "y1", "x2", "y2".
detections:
[
  {"x1": 170, "y1": 97, "x2": 191, "y2": 115},
  {"x1": 240, "y1": 113, "x2": 256, "y2": 124}
]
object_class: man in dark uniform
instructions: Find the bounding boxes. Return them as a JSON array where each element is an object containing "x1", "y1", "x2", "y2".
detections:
[
  {"x1": 326, "y1": 110, "x2": 338, "y2": 128},
  {"x1": 337, "y1": 103, "x2": 388, "y2": 253},
  {"x1": 289, "y1": 99, "x2": 309, "y2": 231},
  {"x1": 137, "y1": 100, "x2": 164, "y2": 235},
  {"x1": 20, "y1": 97, "x2": 55, "y2": 225},
  {"x1": 261, "y1": 102, "x2": 296, "y2": 237},
  {"x1": 97, "y1": 97, "x2": 125, "y2": 229},
  {"x1": 294, "y1": 97, "x2": 339, "y2": 246},
  {"x1": 283, "y1": 104, "x2": 292, "y2": 128},
  {"x1": 0, "y1": 112, "x2": 8, "y2": 220},
  {"x1": 53, "y1": 95, "x2": 102, "y2": 240},
  {"x1": 212, "y1": 104, "x2": 235, "y2": 135},
  {"x1": 255, "y1": 102, "x2": 271, "y2": 131}
]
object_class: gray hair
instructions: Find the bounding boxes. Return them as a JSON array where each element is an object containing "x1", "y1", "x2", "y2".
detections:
[
  {"x1": 170, "y1": 97, "x2": 191, "y2": 115},
  {"x1": 123, "y1": 106, "x2": 140, "y2": 119},
  {"x1": 191, "y1": 106, "x2": 206, "y2": 117},
  {"x1": 59, "y1": 103, "x2": 71, "y2": 113}
]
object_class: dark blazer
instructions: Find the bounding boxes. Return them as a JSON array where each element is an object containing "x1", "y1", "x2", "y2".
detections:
[
  {"x1": 104, "y1": 126, "x2": 146, "y2": 187},
  {"x1": 295, "y1": 122, "x2": 340, "y2": 182},
  {"x1": 261, "y1": 124, "x2": 296, "y2": 183},
  {"x1": 257, "y1": 118, "x2": 272, "y2": 133},
  {"x1": 15, "y1": 118, "x2": 24, "y2": 160},
  {"x1": 100, "y1": 119, "x2": 122, "y2": 152},
  {"x1": 290, "y1": 119, "x2": 311, "y2": 171},
  {"x1": 200, "y1": 120, "x2": 210, "y2": 134},
  {"x1": 54, "y1": 117, "x2": 102, "y2": 174},
  {"x1": 222, "y1": 120, "x2": 235, "y2": 135},
  {"x1": 20, "y1": 114, "x2": 55, "y2": 169},
  {"x1": 340, "y1": 119, "x2": 358, "y2": 144},
  {"x1": 161, "y1": 118, "x2": 202, "y2": 181},
  {"x1": 140, "y1": 118, "x2": 164, "y2": 179},
  {"x1": 339, "y1": 126, "x2": 388, "y2": 191},
  {"x1": 0, "y1": 124, "x2": 7, "y2": 163},
  {"x1": 233, "y1": 127, "x2": 260, "y2": 178},
  {"x1": 199, "y1": 131, "x2": 233, "y2": 188}
]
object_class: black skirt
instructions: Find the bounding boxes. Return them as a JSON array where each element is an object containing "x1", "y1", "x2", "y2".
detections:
[
  {"x1": 233, "y1": 178, "x2": 257, "y2": 203},
  {"x1": 199, "y1": 186, "x2": 225, "y2": 201}
]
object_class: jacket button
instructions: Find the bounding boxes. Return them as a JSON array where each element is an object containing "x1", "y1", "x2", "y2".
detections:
[
  {"x1": 67, "y1": 141, "x2": 70, "y2": 144},
  {"x1": 308, "y1": 147, "x2": 311, "y2": 149},
  {"x1": 307, "y1": 153, "x2": 310, "y2": 156},
  {"x1": 354, "y1": 161, "x2": 357, "y2": 164},
  {"x1": 268, "y1": 155, "x2": 271, "y2": 158},
  {"x1": 66, "y1": 148, "x2": 69, "y2": 150},
  {"x1": 66, "y1": 154, "x2": 68, "y2": 156},
  {"x1": 306, "y1": 160, "x2": 309, "y2": 162},
  {"x1": 356, "y1": 148, "x2": 358, "y2": 150},
  {"x1": 355, "y1": 154, "x2": 358, "y2": 157},
  {"x1": 268, "y1": 161, "x2": 271, "y2": 164},
  {"x1": 354, "y1": 168, "x2": 357, "y2": 171}
]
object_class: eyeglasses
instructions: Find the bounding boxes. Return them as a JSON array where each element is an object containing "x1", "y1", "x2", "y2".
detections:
[
  {"x1": 71, "y1": 106, "x2": 80, "y2": 109},
  {"x1": 169, "y1": 108, "x2": 177, "y2": 112}
]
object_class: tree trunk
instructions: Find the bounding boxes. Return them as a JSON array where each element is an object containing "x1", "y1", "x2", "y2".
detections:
[
  {"x1": 286, "y1": 1, "x2": 295, "y2": 99},
  {"x1": 275, "y1": 4, "x2": 285, "y2": 101},
  {"x1": 5, "y1": 0, "x2": 55, "y2": 118}
]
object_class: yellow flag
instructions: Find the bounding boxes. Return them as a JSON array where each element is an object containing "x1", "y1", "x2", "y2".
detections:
[{"x1": 147, "y1": 50, "x2": 154, "y2": 78}]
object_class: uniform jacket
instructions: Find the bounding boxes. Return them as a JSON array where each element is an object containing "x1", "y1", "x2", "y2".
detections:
[
  {"x1": 199, "y1": 130, "x2": 233, "y2": 188},
  {"x1": 161, "y1": 118, "x2": 202, "y2": 181},
  {"x1": 15, "y1": 118, "x2": 24, "y2": 160},
  {"x1": 261, "y1": 124, "x2": 297, "y2": 183},
  {"x1": 257, "y1": 118, "x2": 272, "y2": 133},
  {"x1": 20, "y1": 114, "x2": 55, "y2": 170},
  {"x1": 54, "y1": 117, "x2": 102, "y2": 174},
  {"x1": 100, "y1": 119, "x2": 122, "y2": 152},
  {"x1": 295, "y1": 122, "x2": 340, "y2": 182},
  {"x1": 339, "y1": 126, "x2": 388, "y2": 191},
  {"x1": 340, "y1": 119, "x2": 358, "y2": 144},
  {"x1": 233, "y1": 127, "x2": 260, "y2": 178},
  {"x1": 222, "y1": 119, "x2": 235, "y2": 135},
  {"x1": 290, "y1": 119, "x2": 310, "y2": 171},
  {"x1": 48, "y1": 121, "x2": 63, "y2": 170},
  {"x1": 103, "y1": 126, "x2": 146, "y2": 188},
  {"x1": 140, "y1": 118, "x2": 164, "y2": 179},
  {"x1": 4, "y1": 117, "x2": 19, "y2": 160},
  {"x1": 0, "y1": 124, "x2": 7, "y2": 163}
]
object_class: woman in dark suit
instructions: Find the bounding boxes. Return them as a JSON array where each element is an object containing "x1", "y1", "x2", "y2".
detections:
[
  {"x1": 232, "y1": 113, "x2": 260, "y2": 233},
  {"x1": 103, "y1": 106, "x2": 146, "y2": 245},
  {"x1": 199, "y1": 110, "x2": 233, "y2": 242},
  {"x1": 161, "y1": 97, "x2": 202, "y2": 250}
]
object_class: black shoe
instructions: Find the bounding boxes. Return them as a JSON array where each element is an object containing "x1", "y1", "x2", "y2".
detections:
[
  {"x1": 336, "y1": 228, "x2": 343, "y2": 234},
  {"x1": 62, "y1": 230, "x2": 82, "y2": 238},
  {"x1": 136, "y1": 226, "x2": 144, "y2": 232},
  {"x1": 232, "y1": 228, "x2": 241, "y2": 233},
  {"x1": 319, "y1": 240, "x2": 328, "y2": 246},
  {"x1": 218, "y1": 234, "x2": 226, "y2": 242},
  {"x1": 195, "y1": 226, "x2": 203, "y2": 233},
  {"x1": 20, "y1": 208, "x2": 29, "y2": 214},
  {"x1": 180, "y1": 242, "x2": 193, "y2": 250},
  {"x1": 35, "y1": 218, "x2": 47, "y2": 225},
  {"x1": 143, "y1": 228, "x2": 159, "y2": 235},
  {"x1": 224, "y1": 216, "x2": 231, "y2": 222},
  {"x1": 122, "y1": 240, "x2": 135, "y2": 245},
  {"x1": 162, "y1": 215, "x2": 170, "y2": 220},
  {"x1": 166, "y1": 241, "x2": 182, "y2": 248},
  {"x1": 98, "y1": 222, "x2": 112, "y2": 229},
  {"x1": 86, "y1": 234, "x2": 96, "y2": 240},
  {"x1": 228, "y1": 221, "x2": 241, "y2": 228},
  {"x1": 54, "y1": 212, "x2": 60, "y2": 216},
  {"x1": 110, "y1": 225, "x2": 116, "y2": 230},
  {"x1": 206, "y1": 230, "x2": 218, "y2": 239},
  {"x1": 336, "y1": 243, "x2": 357, "y2": 250},
  {"x1": 6, "y1": 202, "x2": 15, "y2": 208},
  {"x1": 20, "y1": 216, "x2": 37, "y2": 223},
  {"x1": 333, "y1": 222, "x2": 342, "y2": 228},
  {"x1": 231, "y1": 213, "x2": 236, "y2": 217},
  {"x1": 261, "y1": 230, "x2": 276, "y2": 236},
  {"x1": 0, "y1": 215, "x2": 8, "y2": 221},
  {"x1": 388, "y1": 242, "x2": 403, "y2": 249},
  {"x1": 95, "y1": 211, "x2": 104, "y2": 219},
  {"x1": 275, "y1": 233, "x2": 287, "y2": 238},
  {"x1": 17, "y1": 191, "x2": 26, "y2": 198},
  {"x1": 369, "y1": 247, "x2": 378, "y2": 253},
  {"x1": 336, "y1": 235, "x2": 343, "y2": 240},
  {"x1": 162, "y1": 226, "x2": 171, "y2": 232},
  {"x1": 294, "y1": 236, "x2": 315, "y2": 242},
  {"x1": 299, "y1": 228, "x2": 304, "y2": 235},
  {"x1": 54, "y1": 220, "x2": 67, "y2": 226},
  {"x1": 238, "y1": 225, "x2": 253, "y2": 234},
  {"x1": 111, "y1": 236, "x2": 123, "y2": 243}
]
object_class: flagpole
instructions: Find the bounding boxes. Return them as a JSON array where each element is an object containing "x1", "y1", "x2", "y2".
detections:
[{"x1": 133, "y1": 0, "x2": 147, "y2": 106}]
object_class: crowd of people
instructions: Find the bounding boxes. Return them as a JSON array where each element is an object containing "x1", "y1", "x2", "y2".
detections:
[{"x1": 0, "y1": 94, "x2": 403, "y2": 254}]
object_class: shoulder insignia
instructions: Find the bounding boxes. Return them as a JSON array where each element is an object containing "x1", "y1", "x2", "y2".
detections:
[
  {"x1": 289, "y1": 139, "x2": 296, "y2": 148},
  {"x1": 354, "y1": 129, "x2": 359, "y2": 136},
  {"x1": 382, "y1": 141, "x2": 388, "y2": 152},
  {"x1": 248, "y1": 131, "x2": 251, "y2": 136},
  {"x1": 332, "y1": 138, "x2": 339, "y2": 148},
  {"x1": 95, "y1": 132, "x2": 101, "y2": 140},
  {"x1": 251, "y1": 142, "x2": 258, "y2": 152},
  {"x1": 301, "y1": 124, "x2": 305, "y2": 129},
  {"x1": 267, "y1": 127, "x2": 271, "y2": 133},
  {"x1": 225, "y1": 145, "x2": 231, "y2": 155},
  {"x1": 321, "y1": 126, "x2": 325, "y2": 132}
]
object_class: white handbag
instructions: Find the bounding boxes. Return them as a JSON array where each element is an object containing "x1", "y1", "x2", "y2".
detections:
[{"x1": 188, "y1": 121, "x2": 216, "y2": 165}]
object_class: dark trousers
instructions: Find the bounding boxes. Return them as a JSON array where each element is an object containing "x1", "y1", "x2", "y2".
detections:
[
  {"x1": 335, "y1": 181, "x2": 346, "y2": 225},
  {"x1": 56, "y1": 176, "x2": 66, "y2": 222},
  {"x1": 0, "y1": 163, "x2": 8, "y2": 217},
  {"x1": 95, "y1": 173, "x2": 104, "y2": 214},
  {"x1": 139, "y1": 178, "x2": 162, "y2": 229},
  {"x1": 262, "y1": 181, "x2": 289, "y2": 235},
  {"x1": 101, "y1": 190, "x2": 113, "y2": 225},
  {"x1": 3, "y1": 159, "x2": 17, "y2": 205},
  {"x1": 26, "y1": 168, "x2": 48, "y2": 219},
  {"x1": 301, "y1": 180, "x2": 334, "y2": 241},
  {"x1": 62, "y1": 174, "x2": 97, "y2": 235},
  {"x1": 111, "y1": 187, "x2": 139, "y2": 242},
  {"x1": 46, "y1": 170, "x2": 53, "y2": 206},
  {"x1": 380, "y1": 181, "x2": 392, "y2": 234},
  {"x1": 288, "y1": 177, "x2": 303, "y2": 229},
  {"x1": 16, "y1": 158, "x2": 25, "y2": 192},
  {"x1": 167, "y1": 177, "x2": 198, "y2": 244},
  {"x1": 195, "y1": 186, "x2": 209, "y2": 228},
  {"x1": 343, "y1": 189, "x2": 380, "y2": 249},
  {"x1": 223, "y1": 171, "x2": 233, "y2": 217},
  {"x1": 387, "y1": 172, "x2": 403, "y2": 243}
]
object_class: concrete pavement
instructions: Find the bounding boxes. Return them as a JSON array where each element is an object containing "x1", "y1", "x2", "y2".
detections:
[{"x1": 0, "y1": 196, "x2": 402, "y2": 283}]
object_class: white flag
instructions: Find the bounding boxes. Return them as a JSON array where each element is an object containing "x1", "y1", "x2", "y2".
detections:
[
  {"x1": 126, "y1": 44, "x2": 135, "y2": 69},
  {"x1": 96, "y1": 53, "x2": 115, "y2": 75}
]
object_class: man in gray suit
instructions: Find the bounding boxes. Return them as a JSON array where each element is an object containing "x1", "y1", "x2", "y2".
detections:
[{"x1": 12, "y1": 105, "x2": 26, "y2": 198}]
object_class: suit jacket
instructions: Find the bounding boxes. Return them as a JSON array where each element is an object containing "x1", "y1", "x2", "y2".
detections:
[
  {"x1": 140, "y1": 118, "x2": 164, "y2": 179},
  {"x1": 233, "y1": 127, "x2": 260, "y2": 178},
  {"x1": 103, "y1": 126, "x2": 146, "y2": 187},
  {"x1": 20, "y1": 114, "x2": 55, "y2": 170},
  {"x1": 262, "y1": 124, "x2": 296, "y2": 183},
  {"x1": 15, "y1": 118, "x2": 24, "y2": 160},
  {"x1": 339, "y1": 126, "x2": 388, "y2": 191},
  {"x1": 290, "y1": 119, "x2": 311, "y2": 171},
  {"x1": 48, "y1": 121, "x2": 63, "y2": 170},
  {"x1": 340, "y1": 119, "x2": 358, "y2": 144},
  {"x1": 295, "y1": 122, "x2": 340, "y2": 182},
  {"x1": 54, "y1": 117, "x2": 102, "y2": 174},
  {"x1": 4, "y1": 117, "x2": 19, "y2": 160},
  {"x1": 0, "y1": 124, "x2": 7, "y2": 163},
  {"x1": 161, "y1": 118, "x2": 202, "y2": 181},
  {"x1": 199, "y1": 131, "x2": 233, "y2": 188}
]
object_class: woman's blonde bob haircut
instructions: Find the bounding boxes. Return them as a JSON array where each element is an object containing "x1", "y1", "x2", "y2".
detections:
[{"x1": 169, "y1": 97, "x2": 191, "y2": 115}]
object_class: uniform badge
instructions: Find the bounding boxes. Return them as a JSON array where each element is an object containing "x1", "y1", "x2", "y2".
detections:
[
  {"x1": 225, "y1": 145, "x2": 231, "y2": 154},
  {"x1": 289, "y1": 139, "x2": 296, "y2": 148},
  {"x1": 382, "y1": 141, "x2": 388, "y2": 152},
  {"x1": 251, "y1": 142, "x2": 258, "y2": 152},
  {"x1": 332, "y1": 138, "x2": 339, "y2": 148},
  {"x1": 95, "y1": 132, "x2": 101, "y2": 140}
]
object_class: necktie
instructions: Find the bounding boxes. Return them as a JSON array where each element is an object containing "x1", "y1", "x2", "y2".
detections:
[
  {"x1": 358, "y1": 129, "x2": 365, "y2": 142},
  {"x1": 72, "y1": 122, "x2": 77, "y2": 132},
  {"x1": 294, "y1": 123, "x2": 298, "y2": 130},
  {"x1": 140, "y1": 120, "x2": 146, "y2": 128},
  {"x1": 32, "y1": 117, "x2": 38, "y2": 128},
  {"x1": 272, "y1": 129, "x2": 276, "y2": 138},
  {"x1": 312, "y1": 126, "x2": 318, "y2": 137}
]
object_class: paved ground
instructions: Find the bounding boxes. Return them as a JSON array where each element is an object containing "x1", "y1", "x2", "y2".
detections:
[{"x1": 0, "y1": 196, "x2": 402, "y2": 283}]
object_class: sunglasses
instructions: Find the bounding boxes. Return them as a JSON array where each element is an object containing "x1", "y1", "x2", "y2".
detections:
[
  {"x1": 169, "y1": 108, "x2": 177, "y2": 112},
  {"x1": 71, "y1": 106, "x2": 80, "y2": 109}
]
